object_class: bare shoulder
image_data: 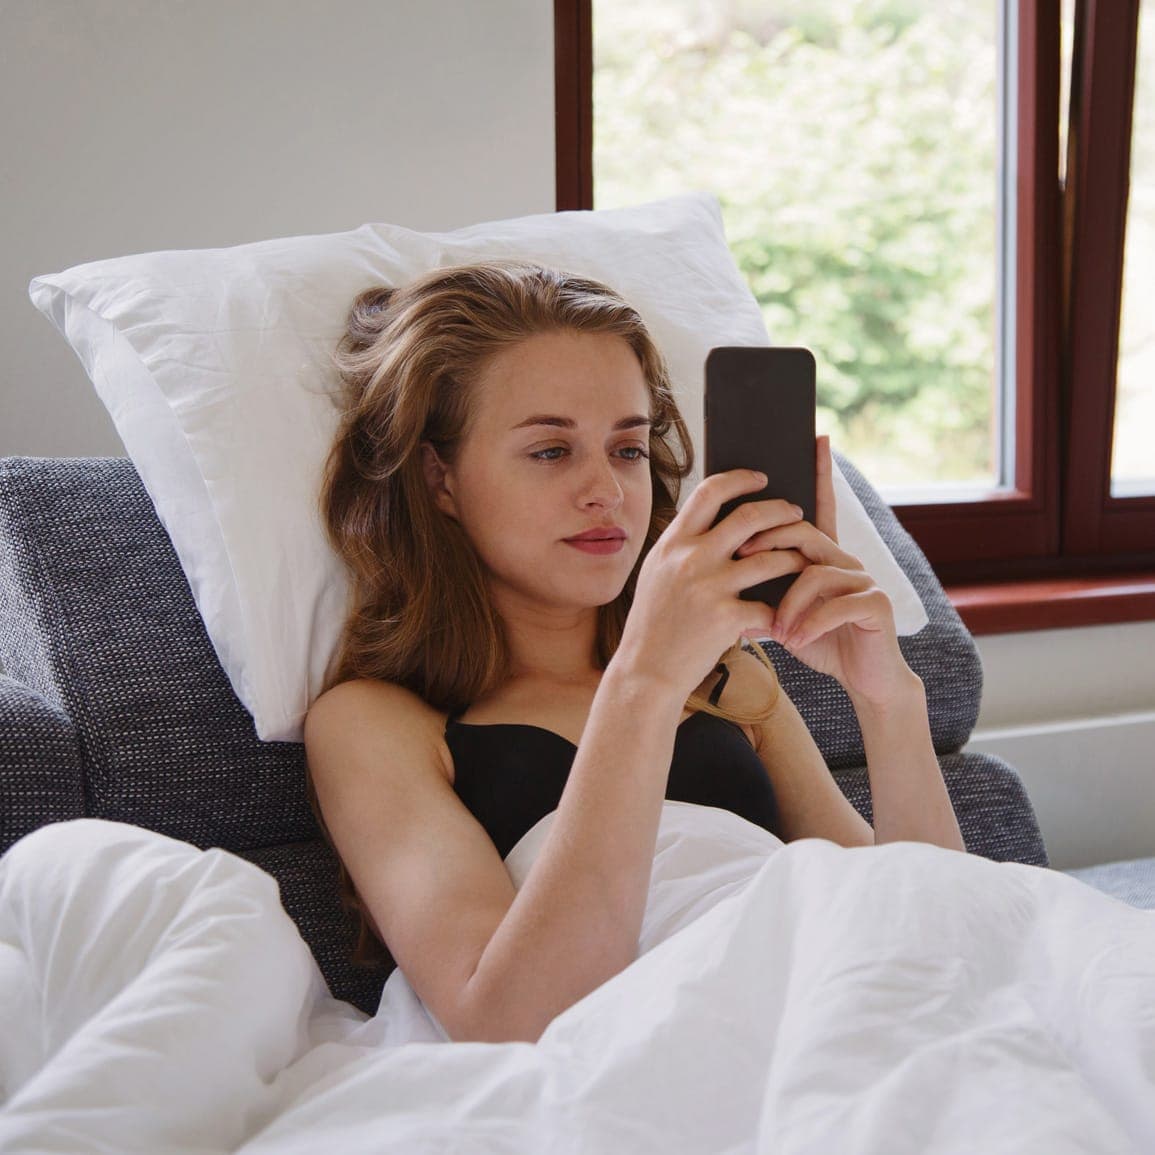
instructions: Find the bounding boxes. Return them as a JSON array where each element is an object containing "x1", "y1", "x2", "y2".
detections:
[
  {"x1": 308, "y1": 675, "x2": 433, "y2": 717},
  {"x1": 305, "y1": 677, "x2": 454, "y2": 784}
]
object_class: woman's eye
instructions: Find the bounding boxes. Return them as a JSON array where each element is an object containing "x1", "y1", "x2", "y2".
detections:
[{"x1": 529, "y1": 446, "x2": 650, "y2": 463}]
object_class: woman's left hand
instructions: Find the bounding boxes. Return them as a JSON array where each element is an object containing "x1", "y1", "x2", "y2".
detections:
[{"x1": 736, "y1": 435, "x2": 913, "y2": 705}]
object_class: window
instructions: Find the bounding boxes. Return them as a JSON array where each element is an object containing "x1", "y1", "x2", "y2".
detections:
[
  {"x1": 593, "y1": 1, "x2": 1006, "y2": 502},
  {"x1": 555, "y1": 0, "x2": 1155, "y2": 631}
]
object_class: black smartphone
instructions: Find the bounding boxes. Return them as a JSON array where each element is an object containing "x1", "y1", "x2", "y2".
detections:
[{"x1": 704, "y1": 346, "x2": 817, "y2": 606}]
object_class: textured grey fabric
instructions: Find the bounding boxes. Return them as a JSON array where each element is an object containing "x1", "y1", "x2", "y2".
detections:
[
  {"x1": 0, "y1": 674, "x2": 86, "y2": 848},
  {"x1": 0, "y1": 457, "x2": 315, "y2": 854},
  {"x1": 1065, "y1": 856, "x2": 1155, "y2": 910},
  {"x1": 0, "y1": 452, "x2": 1048, "y2": 1019}
]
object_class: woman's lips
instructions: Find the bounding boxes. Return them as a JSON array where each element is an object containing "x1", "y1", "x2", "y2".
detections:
[{"x1": 564, "y1": 537, "x2": 626, "y2": 555}]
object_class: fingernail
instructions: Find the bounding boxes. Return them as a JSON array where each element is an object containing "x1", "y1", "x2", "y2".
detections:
[{"x1": 791, "y1": 505, "x2": 804, "y2": 518}]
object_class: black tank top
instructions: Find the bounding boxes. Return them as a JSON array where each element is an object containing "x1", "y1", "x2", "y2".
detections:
[{"x1": 444, "y1": 662, "x2": 781, "y2": 859}]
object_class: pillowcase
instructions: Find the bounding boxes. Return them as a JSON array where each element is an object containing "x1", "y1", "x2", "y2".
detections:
[{"x1": 28, "y1": 192, "x2": 927, "y2": 743}]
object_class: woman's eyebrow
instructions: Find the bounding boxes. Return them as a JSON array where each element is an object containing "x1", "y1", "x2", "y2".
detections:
[{"x1": 509, "y1": 414, "x2": 652, "y2": 431}]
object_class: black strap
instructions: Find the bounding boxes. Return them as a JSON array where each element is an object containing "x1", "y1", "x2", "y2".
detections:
[{"x1": 708, "y1": 662, "x2": 730, "y2": 707}]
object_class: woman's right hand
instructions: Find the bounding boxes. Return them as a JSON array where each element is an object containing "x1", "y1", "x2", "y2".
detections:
[{"x1": 614, "y1": 468, "x2": 807, "y2": 700}]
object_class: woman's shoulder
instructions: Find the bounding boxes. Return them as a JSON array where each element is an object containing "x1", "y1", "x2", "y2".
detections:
[
  {"x1": 310, "y1": 675, "x2": 431, "y2": 716},
  {"x1": 307, "y1": 677, "x2": 455, "y2": 780}
]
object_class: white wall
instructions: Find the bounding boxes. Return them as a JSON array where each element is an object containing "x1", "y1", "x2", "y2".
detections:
[
  {"x1": 1, "y1": 1, "x2": 1151, "y2": 872},
  {"x1": 1, "y1": 0, "x2": 554, "y2": 458},
  {"x1": 968, "y1": 623, "x2": 1155, "y2": 871}
]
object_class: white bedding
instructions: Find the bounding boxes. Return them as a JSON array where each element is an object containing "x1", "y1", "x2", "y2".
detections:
[{"x1": 1, "y1": 807, "x2": 1153, "y2": 1154}]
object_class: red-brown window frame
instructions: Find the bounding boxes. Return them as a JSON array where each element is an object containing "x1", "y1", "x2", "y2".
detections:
[
  {"x1": 1064, "y1": 0, "x2": 1155, "y2": 558},
  {"x1": 555, "y1": 0, "x2": 1155, "y2": 633}
]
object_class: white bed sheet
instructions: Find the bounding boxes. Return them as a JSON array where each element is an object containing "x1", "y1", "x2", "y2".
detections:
[{"x1": 1, "y1": 806, "x2": 1152, "y2": 1154}]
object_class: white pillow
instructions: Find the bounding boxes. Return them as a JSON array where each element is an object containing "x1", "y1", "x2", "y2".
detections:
[{"x1": 29, "y1": 192, "x2": 927, "y2": 743}]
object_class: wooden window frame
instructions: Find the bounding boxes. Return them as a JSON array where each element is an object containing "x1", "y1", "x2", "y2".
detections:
[
  {"x1": 1064, "y1": 0, "x2": 1155, "y2": 558},
  {"x1": 555, "y1": 0, "x2": 1155, "y2": 634}
]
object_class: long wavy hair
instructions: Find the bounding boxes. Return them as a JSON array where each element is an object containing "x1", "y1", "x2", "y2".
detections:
[{"x1": 308, "y1": 260, "x2": 781, "y2": 968}]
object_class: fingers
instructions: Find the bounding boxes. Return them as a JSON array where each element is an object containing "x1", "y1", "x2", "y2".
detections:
[
  {"x1": 706, "y1": 495, "x2": 806, "y2": 558},
  {"x1": 773, "y1": 567, "x2": 894, "y2": 647},
  {"x1": 779, "y1": 589, "x2": 893, "y2": 650},
  {"x1": 736, "y1": 518, "x2": 862, "y2": 572},
  {"x1": 815, "y1": 435, "x2": 838, "y2": 543},
  {"x1": 729, "y1": 544, "x2": 808, "y2": 594},
  {"x1": 680, "y1": 470, "x2": 769, "y2": 537}
]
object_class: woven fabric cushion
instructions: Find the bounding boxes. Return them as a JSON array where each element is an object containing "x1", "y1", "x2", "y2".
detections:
[
  {"x1": 0, "y1": 456, "x2": 312, "y2": 853},
  {"x1": 0, "y1": 676, "x2": 85, "y2": 853}
]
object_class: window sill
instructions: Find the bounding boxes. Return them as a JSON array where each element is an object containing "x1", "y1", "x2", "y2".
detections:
[{"x1": 945, "y1": 572, "x2": 1155, "y2": 636}]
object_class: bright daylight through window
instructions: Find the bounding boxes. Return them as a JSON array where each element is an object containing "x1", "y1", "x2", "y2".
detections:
[
  {"x1": 1111, "y1": 0, "x2": 1155, "y2": 498},
  {"x1": 593, "y1": 0, "x2": 1011, "y2": 502}
]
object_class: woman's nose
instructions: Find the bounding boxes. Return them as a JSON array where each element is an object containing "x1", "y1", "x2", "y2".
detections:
[{"x1": 580, "y1": 455, "x2": 625, "y2": 507}]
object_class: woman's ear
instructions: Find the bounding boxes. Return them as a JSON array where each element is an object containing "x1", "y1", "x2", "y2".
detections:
[{"x1": 420, "y1": 441, "x2": 459, "y2": 521}]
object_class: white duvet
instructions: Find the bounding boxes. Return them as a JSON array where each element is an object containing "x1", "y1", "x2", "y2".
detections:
[{"x1": 1, "y1": 807, "x2": 1153, "y2": 1154}]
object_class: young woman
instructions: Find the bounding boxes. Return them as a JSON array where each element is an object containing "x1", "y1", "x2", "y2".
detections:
[{"x1": 303, "y1": 261, "x2": 966, "y2": 1045}]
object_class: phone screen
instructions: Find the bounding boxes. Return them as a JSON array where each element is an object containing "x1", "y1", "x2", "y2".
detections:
[{"x1": 704, "y1": 346, "x2": 817, "y2": 606}]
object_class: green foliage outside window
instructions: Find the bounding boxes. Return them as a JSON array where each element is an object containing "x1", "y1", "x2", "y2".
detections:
[{"x1": 595, "y1": 0, "x2": 1000, "y2": 489}]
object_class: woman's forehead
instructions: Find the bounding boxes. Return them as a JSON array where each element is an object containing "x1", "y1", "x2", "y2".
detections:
[{"x1": 476, "y1": 331, "x2": 651, "y2": 431}]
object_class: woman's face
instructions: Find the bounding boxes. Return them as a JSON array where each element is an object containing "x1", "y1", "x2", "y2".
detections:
[{"x1": 424, "y1": 329, "x2": 655, "y2": 617}]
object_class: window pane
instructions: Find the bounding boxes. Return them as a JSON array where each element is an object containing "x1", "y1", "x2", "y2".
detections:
[
  {"x1": 1110, "y1": 0, "x2": 1155, "y2": 498},
  {"x1": 593, "y1": 0, "x2": 1005, "y2": 499}
]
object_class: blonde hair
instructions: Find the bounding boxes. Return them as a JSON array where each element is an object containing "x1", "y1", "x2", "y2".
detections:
[{"x1": 309, "y1": 260, "x2": 780, "y2": 968}]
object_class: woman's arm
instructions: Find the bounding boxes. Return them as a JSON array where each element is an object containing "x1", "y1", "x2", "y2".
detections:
[
  {"x1": 732, "y1": 649, "x2": 875, "y2": 846},
  {"x1": 847, "y1": 669, "x2": 966, "y2": 851},
  {"x1": 733, "y1": 435, "x2": 967, "y2": 854},
  {"x1": 736, "y1": 647, "x2": 964, "y2": 851}
]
